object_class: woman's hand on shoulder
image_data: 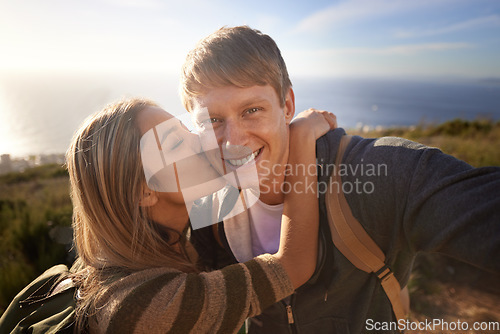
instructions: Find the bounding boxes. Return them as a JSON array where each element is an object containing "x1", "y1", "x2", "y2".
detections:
[{"x1": 289, "y1": 108, "x2": 337, "y2": 141}]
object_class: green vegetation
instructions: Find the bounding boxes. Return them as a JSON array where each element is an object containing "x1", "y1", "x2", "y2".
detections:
[
  {"x1": 350, "y1": 118, "x2": 500, "y2": 167},
  {"x1": 0, "y1": 119, "x2": 499, "y2": 316},
  {"x1": 0, "y1": 164, "x2": 73, "y2": 315}
]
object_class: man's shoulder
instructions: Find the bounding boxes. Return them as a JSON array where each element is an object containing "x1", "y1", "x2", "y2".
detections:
[
  {"x1": 315, "y1": 128, "x2": 345, "y2": 164},
  {"x1": 316, "y1": 128, "x2": 345, "y2": 149},
  {"x1": 317, "y1": 129, "x2": 434, "y2": 165}
]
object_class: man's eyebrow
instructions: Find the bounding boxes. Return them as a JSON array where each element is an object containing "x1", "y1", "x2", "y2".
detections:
[
  {"x1": 191, "y1": 97, "x2": 270, "y2": 120},
  {"x1": 191, "y1": 106, "x2": 209, "y2": 116},
  {"x1": 239, "y1": 97, "x2": 270, "y2": 109},
  {"x1": 192, "y1": 111, "x2": 210, "y2": 120}
]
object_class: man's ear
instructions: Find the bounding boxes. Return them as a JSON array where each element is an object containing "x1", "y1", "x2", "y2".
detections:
[
  {"x1": 139, "y1": 190, "x2": 158, "y2": 207},
  {"x1": 284, "y1": 88, "x2": 295, "y2": 125}
]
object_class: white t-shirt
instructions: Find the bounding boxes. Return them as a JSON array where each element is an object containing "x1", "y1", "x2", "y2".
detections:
[{"x1": 248, "y1": 199, "x2": 284, "y2": 257}]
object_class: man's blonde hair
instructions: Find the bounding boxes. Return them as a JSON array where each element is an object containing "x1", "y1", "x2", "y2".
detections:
[{"x1": 180, "y1": 25, "x2": 292, "y2": 111}]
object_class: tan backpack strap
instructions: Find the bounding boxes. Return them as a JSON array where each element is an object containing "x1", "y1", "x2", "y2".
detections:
[{"x1": 325, "y1": 135, "x2": 407, "y2": 322}]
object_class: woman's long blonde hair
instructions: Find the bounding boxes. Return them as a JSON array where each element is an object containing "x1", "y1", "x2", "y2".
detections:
[{"x1": 66, "y1": 98, "x2": 197, "y2": 330}]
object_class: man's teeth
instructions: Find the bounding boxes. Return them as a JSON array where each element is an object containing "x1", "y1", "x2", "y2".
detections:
[{"x1": 227, "y1": 149, "x2": 259, "y2": 166}]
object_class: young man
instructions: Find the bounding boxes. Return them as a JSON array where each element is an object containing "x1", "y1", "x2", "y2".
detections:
[{"x1": 182, "y1": 26, "x2": 500, "y2": 333}]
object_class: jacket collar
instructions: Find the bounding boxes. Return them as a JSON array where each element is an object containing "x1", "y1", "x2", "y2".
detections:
[{"x1": 215, "y1": 187, "x2": 259, "y2": 262}]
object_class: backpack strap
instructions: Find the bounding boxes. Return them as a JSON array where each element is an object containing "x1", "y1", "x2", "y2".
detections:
[{"x1": 325, "y1": 135, "x2": 408, "y2": 323}]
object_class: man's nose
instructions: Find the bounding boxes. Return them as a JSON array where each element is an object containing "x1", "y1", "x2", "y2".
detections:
[{"x1": 221, "y1": 120, "x2": 247, "y2": 147}]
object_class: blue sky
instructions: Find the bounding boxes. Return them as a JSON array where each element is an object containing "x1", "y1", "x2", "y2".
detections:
[{"x1": 1, "y1": 0, "x2": 499, "y2": 78}]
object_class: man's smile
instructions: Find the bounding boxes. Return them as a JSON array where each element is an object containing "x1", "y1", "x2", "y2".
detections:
[{"x1": 225, "y1": 148, "x2": 263, "y2": 167}]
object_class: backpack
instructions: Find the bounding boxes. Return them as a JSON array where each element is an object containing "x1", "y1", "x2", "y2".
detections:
[
  {"x1": 325, "y1": 135, "x2": 410, "y2": 322},
  {"x1": 0, "y1": 264, "x2": 77, "y2": 334}
]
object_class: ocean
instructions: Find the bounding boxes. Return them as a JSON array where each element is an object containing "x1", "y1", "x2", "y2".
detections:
[
  {"x1": 293, "y1": 77, "x2": 500, "y2": 130},
  {"x1": 1, "y1": 71, "x2": 499, "y2": 158}
]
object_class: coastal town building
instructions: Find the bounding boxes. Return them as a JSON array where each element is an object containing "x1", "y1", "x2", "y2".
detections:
[{"x1": 0, "y1": 153, "x2": 65, "y2": 175}]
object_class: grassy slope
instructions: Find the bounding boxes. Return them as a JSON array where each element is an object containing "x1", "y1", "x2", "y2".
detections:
[
  {"x1": 349, "y1": 118, "x2": 500, "y2": 167},
  {"x1": 0, "y1": 164, "x2": 73, "y2": 315}
]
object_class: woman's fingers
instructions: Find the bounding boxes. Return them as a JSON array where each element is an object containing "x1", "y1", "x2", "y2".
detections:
[
  {"x1": 299, "y1": 108, "x2": 337, "y2": 130},
  {"x1": 322, "y1": 111, "x2": 337, "y2": 129}
]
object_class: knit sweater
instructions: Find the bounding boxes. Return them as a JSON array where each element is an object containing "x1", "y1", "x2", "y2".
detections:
[{"x1": 88, "y1": 254, "x2": 293, "y2": 334}]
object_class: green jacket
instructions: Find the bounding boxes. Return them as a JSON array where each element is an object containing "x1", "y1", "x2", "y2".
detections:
[{"x1": 0, "y1": 264, "x2": 76, "y2": 334}]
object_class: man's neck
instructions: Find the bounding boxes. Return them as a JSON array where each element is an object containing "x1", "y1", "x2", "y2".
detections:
[
  {"x1": 258, "y1": 172, "x2": 286, "y2": 205},
  {"x1": 259, "y1": 191, "x2": 285, "y2": 206}
]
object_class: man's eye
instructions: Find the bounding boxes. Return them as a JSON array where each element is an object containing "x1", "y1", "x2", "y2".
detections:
[
  {"x1": 246, "y1": 107, "x2": 261, "y2": 114},
  {"x1": 201, "y1": 118, "x2": 219, "y2": 125}
]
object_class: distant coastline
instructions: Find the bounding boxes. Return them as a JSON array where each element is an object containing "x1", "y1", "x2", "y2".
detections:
[
  {"x1": 2, "y1": 73, "x2": 500, "y2": 158},
  {"x1": 478, "y1": 77, "x2": 500, "y2": 85},
  {"x1": 1, "y1": 118, "x2": 498, "y2": 176},
  {"x1": 0, "y1": 153, "x2": 65, "y2": 175}
]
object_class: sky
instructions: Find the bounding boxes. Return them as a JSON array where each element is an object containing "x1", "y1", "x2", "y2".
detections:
[{"x1": 1, "y1": 0, "x2": 500, "y2": 79}]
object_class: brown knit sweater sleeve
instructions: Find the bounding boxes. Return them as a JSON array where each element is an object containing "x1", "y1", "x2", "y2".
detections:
[{"x1": 90, "y1": 254, "x2": 293, "y2": 334}]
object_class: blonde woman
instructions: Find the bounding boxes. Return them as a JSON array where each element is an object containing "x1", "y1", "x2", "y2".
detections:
[{"x1": 66, "y1": 97, "x2": 336, "y2": 333}]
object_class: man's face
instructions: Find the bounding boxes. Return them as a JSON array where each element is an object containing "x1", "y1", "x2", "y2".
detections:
[{"x1": 191, "y1": 85, "x2": 295, "y2": 204}]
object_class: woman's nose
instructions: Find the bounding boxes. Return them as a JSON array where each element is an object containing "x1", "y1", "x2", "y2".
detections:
[{"x1": 186, "y1": 131, "x2": 202, "y2": 154}]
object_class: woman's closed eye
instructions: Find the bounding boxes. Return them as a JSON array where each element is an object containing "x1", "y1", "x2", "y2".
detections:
[
  {"x1": 161, "y1": 132, "x2": 185, "y2": 151},
  {"x1": 170, "y1": 138, "x2": 184, "y2": 150}
]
